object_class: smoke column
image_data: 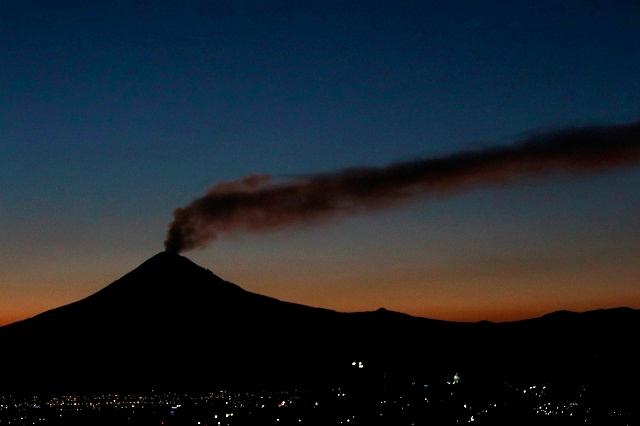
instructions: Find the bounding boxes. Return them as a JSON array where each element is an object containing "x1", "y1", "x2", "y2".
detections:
[{"x1": 165, "y1": 121, "x2": 640, "y2": 253}]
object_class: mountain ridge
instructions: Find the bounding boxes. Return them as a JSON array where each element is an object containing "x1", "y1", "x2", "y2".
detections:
[
  {"x1": 3, "y1": 251, "x2": 635, "y2": 330},
  {"x1": 0, "y1": 252, "x2": 639, "y2": 391}
]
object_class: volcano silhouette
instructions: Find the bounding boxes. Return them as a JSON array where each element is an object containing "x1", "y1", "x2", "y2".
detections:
[{"x1": 1, "y1": 252, "x2": 639, "y2": 390}]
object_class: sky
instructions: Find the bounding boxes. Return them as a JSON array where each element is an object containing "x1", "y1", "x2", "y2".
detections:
[{"x1": 1, "y1": 0, "x2": 640, "y2": 325}]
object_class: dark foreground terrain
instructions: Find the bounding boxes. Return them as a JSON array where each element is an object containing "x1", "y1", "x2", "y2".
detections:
[
  {"x1": 1, "y1": 377, "x2": 637, "y2": 426},
  {"x1": 0, "y1": 252, "x2": 638, "y2": 424}
]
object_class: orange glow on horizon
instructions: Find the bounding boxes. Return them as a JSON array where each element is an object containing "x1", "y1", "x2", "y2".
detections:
[
  {"x1": 0, "y1": 313, "x2": 28, "y2": 327},
  {"x1": 2, "y1": 295, "x2": 638, "y2": 328},
  {"x1": 2, "y1": 249, "x2": 638, "y2": 327}
]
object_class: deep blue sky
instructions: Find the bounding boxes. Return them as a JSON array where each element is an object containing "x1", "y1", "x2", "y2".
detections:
[{"x1": 2, "y1": 0, "x2": 640, "y2": 323}]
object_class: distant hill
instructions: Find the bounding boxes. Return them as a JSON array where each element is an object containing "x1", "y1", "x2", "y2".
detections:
[{"x1": 1, "y1": 252, "x2": 638, "y2": 391}]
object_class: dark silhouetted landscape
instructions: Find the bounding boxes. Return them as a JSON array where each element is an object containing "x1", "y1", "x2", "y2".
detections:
[{"x1": 1, "y1": 253, "x2": 638, "y2": 424}]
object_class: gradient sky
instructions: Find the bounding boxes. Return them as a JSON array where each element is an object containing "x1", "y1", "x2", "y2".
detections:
[{"x1": 2, "y1": 0, "x2": 640, "y2": 325}]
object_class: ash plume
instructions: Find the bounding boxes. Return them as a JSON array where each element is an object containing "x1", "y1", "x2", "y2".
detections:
[{"x1": 165, "y1": 121, "x2": 640, "y2": 253}]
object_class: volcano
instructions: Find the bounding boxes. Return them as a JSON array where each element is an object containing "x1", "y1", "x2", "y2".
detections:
[{"x1": 1, "y1": 252, "x2": 639, "y2": 390}]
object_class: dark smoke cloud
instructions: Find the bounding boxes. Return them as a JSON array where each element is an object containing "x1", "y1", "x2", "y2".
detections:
[{"x1": 165, "y1": 121, "x2": 640, "y2": 253}]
